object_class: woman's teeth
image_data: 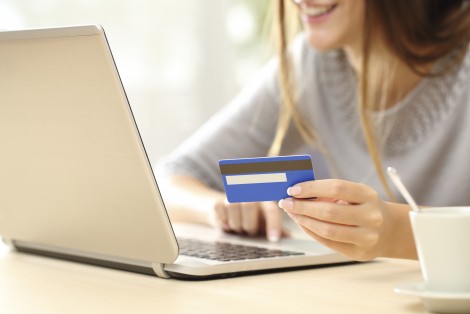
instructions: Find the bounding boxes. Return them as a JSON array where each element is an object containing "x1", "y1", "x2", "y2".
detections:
[{"x1": 303, "y1": 5, "x2": 335, "y2": 17}]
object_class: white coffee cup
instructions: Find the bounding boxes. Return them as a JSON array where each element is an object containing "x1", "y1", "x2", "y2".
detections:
[{"x1": 409, "y1": 207, "x2": 470, "y2": 293}]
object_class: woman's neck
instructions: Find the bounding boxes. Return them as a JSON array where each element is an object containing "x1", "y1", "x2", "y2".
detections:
[{"x1": 343, "y1": 45, "x2": 428, "y2": 109}]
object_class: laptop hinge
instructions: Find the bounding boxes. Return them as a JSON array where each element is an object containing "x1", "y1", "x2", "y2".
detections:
[
  {"x1": 1, "y1": 237, "x2": 14, "y2": 248},
  {"x1": 152, "y1": 263, "x2": 170, "y2": 279}
]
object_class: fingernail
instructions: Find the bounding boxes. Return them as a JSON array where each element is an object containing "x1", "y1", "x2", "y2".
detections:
[
  {"x1": 287, "y1": 185, "x2": 302, "y2": 196},
  {"x1": 268, "y1": 229, "x2": 280, "y2": 242},
  {"x1": 278, "y1": 199, "x2": 293, "y2": 211}
]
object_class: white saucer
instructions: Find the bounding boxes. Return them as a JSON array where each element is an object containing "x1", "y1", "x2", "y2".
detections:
[{"x1": 394, "y1": 282, "x2": 470, "y2": 314}]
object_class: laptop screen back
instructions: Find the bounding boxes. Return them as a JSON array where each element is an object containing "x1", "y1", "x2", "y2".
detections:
[{"x1": 0, "y1": 25, "x2": 178, "y2": 264}]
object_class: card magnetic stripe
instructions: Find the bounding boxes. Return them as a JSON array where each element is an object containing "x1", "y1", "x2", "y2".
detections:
[{"x1": 219, "y1": 159, "x2": 313, "y2": 175}]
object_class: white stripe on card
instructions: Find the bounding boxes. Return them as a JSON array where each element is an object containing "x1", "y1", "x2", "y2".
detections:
[{"x1": 225, "y1": 173, "x2": 287, "y2": 185}]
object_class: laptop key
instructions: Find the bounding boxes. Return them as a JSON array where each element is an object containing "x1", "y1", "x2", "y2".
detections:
[{"x1": 177, "y1": 238, "x2": 304, "y2": 262}]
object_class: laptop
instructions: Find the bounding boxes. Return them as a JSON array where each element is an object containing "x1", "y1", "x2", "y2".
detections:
[{"x1": 0, "y1": 25, "x2": 352, "y2": 279}]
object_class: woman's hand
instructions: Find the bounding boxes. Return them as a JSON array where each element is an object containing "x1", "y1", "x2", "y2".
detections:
[
  {"x1": 278, "y1": 179, "x2": 411, "y2": 261},
  {"x1": 161, "y1": 174, "x2": 288, "y2": 242},
  {"x1": 211, "y1": 200, "x2": 286, "y2": 242}
]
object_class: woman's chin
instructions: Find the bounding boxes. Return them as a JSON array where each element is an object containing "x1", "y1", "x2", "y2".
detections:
[
  {"x1": 306, "y1": 36, "x2": 339, "y2": 52},
  {"x1": 304, "y1": 30, "x2": 342, "y2": 51}
]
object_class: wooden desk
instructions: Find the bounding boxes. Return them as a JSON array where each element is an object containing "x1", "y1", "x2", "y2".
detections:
[{"x1": 0, "y1": 243, "x2": 426, "y2": 314}]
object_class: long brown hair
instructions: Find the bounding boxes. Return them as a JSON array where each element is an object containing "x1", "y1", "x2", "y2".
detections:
[{"x1": 273, "y1": 0, "x2": 470, "y2": 199}]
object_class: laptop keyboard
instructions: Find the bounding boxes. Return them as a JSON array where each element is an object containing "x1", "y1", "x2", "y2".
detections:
[{"x1": 177, "y1": 238, "x2": 304, "y2": 262}]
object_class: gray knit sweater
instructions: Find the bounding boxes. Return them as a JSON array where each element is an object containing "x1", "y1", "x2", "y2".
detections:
[{"x1": 157, "y1": 34, "x2": 470, "y2": 207}]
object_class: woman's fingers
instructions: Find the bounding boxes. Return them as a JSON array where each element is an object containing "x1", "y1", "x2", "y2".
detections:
[
  {"x1": 260, "y1": 201, "x2": 283, "y2": 242},
  {"x1": 297, "y1": 226, "x2": 375, "y2": 262},
  {"x1": 288, "y1": 213, "x2": 379, "y2": 248},
  {"x1": 214, "y1": 201, "x2": 284, "y2": 241},
  {"x1": 289, "y1": 179, "x2": 379, "y2": 204},
  {"x1": 279, "y1": 198, "x2": 383, "y2": 228},
  {"x1": 217, "y1": 201, "x2": 263, "y2": 235},
  {"x1": 225, "y1": 203, "x2": 243, "y2": 233},
  {"x1": 240, "y1": 202, "x2": 259, "y2": 235},
  {"x1": 214, "y1": 201, "x2": 230, "y2": 231}
]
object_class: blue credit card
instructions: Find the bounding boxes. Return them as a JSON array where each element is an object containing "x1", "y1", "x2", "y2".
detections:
[{"x1": 219, "y1": 155, "x2": 315, "y2": 203}]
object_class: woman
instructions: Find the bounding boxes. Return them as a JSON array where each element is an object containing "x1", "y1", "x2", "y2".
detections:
[{"x1": 157, "y1": 0, "x2": 470, "y2": 261}]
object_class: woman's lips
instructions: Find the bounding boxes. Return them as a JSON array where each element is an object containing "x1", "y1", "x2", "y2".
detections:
[{"x1": 300, "y1": 4, "x2": 337, "y2": 24}]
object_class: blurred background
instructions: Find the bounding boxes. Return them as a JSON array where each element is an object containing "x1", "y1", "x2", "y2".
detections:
[{"x1": 0, "y1": 0, "x2": 272, "y2": 164}]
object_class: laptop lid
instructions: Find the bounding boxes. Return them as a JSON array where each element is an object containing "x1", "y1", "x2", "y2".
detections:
[{"x1": 0, "y1": 25, "x2": 178, "y2": 275}]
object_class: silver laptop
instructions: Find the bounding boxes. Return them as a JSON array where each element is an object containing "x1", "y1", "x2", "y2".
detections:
[{"x1": 0, "y1": 25, "x2": 352, "y2": 279}]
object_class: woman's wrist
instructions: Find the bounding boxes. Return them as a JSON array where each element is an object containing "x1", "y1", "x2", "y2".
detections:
[{"x1": 382, "y1": 202, "x2": 418, "y2": 259}]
